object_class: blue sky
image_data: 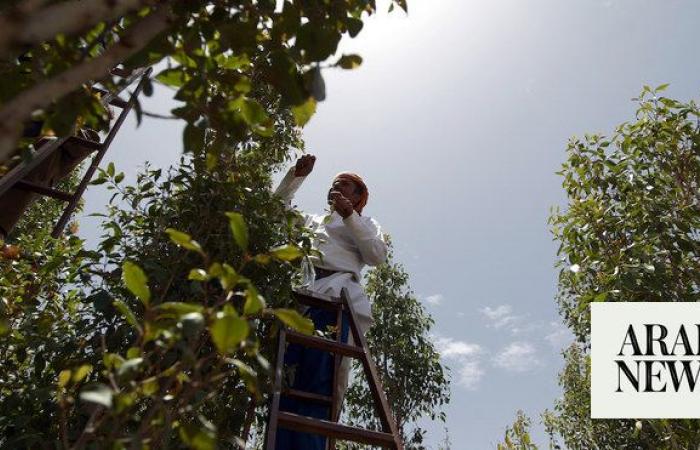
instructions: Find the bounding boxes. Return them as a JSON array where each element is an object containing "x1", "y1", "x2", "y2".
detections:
[{"x1": 76, "y1": 0, "x2": 700, "y2": 448}]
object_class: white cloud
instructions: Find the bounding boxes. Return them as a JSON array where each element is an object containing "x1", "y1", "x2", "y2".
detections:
[
  {"x1": 509, "y1": 323, "x2": 540, "y2": 335},
  {"x1": 492, "y1": 341, "x2": 540, "y2": 373},
  {"x1": 454, "y1": 360, "x2": 485, "y2": 390},
  {"x1": 435, "y1": 336, "x2": 485, "y2": 390},
  {"x1": 480, "y1": 304, "x2": 520, "y2": 330},
  {"x1": 425, "y1": 294, "x2": 444, "y2": 306},
  {"x1": 544, "y1": 321, "x2": 574, "y2": 350},
  {"x1": 479, "y1": 304, "x2": 544, "y2": 337},
  {"x1": 480, "y1": 304, "x2": 511, "y2": 320},
  {"x1": 437, "y1": 338, "x2": 482, "y2": 358}
]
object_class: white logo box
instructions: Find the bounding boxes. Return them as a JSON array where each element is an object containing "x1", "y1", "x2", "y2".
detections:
[{"x1": 591, "y1": 302, "x2": 700, "y2": 418}]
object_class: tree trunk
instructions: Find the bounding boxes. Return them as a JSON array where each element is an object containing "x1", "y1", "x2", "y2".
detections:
[
  {"x1": 0, "y1": 3, "x2": 175, "y2": 164},
  {"x1": 0, "y1": 0, "x2": 157, "y2": 58}
]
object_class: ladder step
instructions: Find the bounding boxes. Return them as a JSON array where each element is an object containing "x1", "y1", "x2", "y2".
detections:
[
  {"x1": 277, "y1": 412, "x2": 395, "y2": 448},
  {"x1": 108, "y1": 96, "x2": 130, "y2": 109},
  {"x1": 15, "y1": 180, "x2": 73, "y2": 202},
  {"x1": 63, "y1": 135, "x2": 102, "y2": 152},
  {"x1": 286, "y1": 331, "x2": 364, "y2": 359},
  {"x1": 110, "y1": 67, "x2": 133, "y2": 78},
  {"x1": 283, "y1": 389, "x2": 333, "y2": 405},
  {"x1": 293, "y1": 289, "x2": 345, "y2": 311}
]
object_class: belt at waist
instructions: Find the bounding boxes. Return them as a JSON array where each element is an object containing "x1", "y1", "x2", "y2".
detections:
[{"x1": 314, "y1": 267, "x2": 338, "y2": 280}]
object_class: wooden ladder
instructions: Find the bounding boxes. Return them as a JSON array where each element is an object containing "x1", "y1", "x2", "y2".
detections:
[
  {"x1": 265, "y1": 288, "x2": 404, "y2": 450},
  {"x1": 0, "y1": 66, "x2": 152, "y2": 238}
]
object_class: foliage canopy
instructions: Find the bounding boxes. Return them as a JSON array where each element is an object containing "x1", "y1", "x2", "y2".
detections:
[
  {"x1": 0, "y1": 0, "x2": 407, "y2": 167},
  {"x1": 496, "y1": 87, "x2": 700, "y2": 449}
]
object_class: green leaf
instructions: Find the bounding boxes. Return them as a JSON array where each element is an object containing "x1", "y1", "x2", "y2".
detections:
[
  {"x1": 244, "y1": 285, "x2": 266, "y2": 315},
  {"x1": 270, "y1": 244, "x2": 303, "y2": 261},
  {"x1": 142, "y1": 377, "x2": 159, "y2": 396},
  {"x1": 231, "y1": 97, "x2": 274, "y2": 137},
  {"x1": 225, "y1": 212, "x2": 249, "y2": 251},
  {"x1": 233, "y1": 77, "x2": 252, "y2": 94},
  {"x1": 208, "y1": 262, "x2": 223, "y2": 278},
  {"x1": 295, "y1": 22, "x2": 341, "y2": 61},
  {"x1": 291, "y1": 97, "x2": 317, "y2": 127},
  {"x1": 239, "y1": 98, "x2": 269, "y2": 126},
  {"x1": 58, "y1": 369, "x2": 72, "y2": 388},
  {"x1": 117, "y1": 358, "x2": 143, "y2": 377},
  {"x1": 165, "y1": 228, "x2": 204, "y2": 254},
  {"x1": 241, "y1": 99, "x2": 270, "y2": 125},
  {"x1": 143, "y1": 77, "x2": 154, "y2": 96},
  {"x1": 156, "y1": 68, "x2": 188, "y2": 88},
  {"x1": 232, "y1": 359, "x2": 258, "y2": 393},
  {"x1": 212, "y1": 263, "x2": 239, "y2": 291},
  {"x1": 113, "y1": 300, "x2": 141, "y2": 333},
  {"x1": 216, "y1": 54, "x2": 251, "y2": 70},
  {"x1": 79, "y1": 383, "x2": 113, "y2": 408},
  {"x1": 274, "y1": 308, "x2": 314, "y2": 335},
  {"x1": 103, "y1": 353, "x2": 125, "y2": 370},
  {"x1": 593, "y1": 292, "x2": 607, "y2": 302},
  {"x1": 210, "y1": 310, "x2": 250, "y2": 354},
  {"x1": 205, "y1": 151, "x2": 218, "y2": 170},
  {"x1": 72, "y1": 364, "x2": 93, "y2": 383},
  {"x1": 89, "y1": 176, "x2": 108, "y2": 185},
  {"x1": 155, "y1": 302, "x2": 204, "y2": 318},
  {"x1": 254, "y1": 254, "x2": 271, "y2": 264},
  {"x1": 188, "y1": 268, "x2": 209, "y2": 281},
  {"x1": 336, "y1": 54, "x2": 363, "y2": 70},
  {"x1": 346, "y1": 18, "x2": 364, "y2": 38},
  {"x1": 309, "y1": 67, "x2": 325, "y2": 101},
  {"x1": 179, "y1": 424, "x2": 215, "y2": 450},
  {"x1": 183, "y1": 122, "x2": 205, "y2": 153},
  {"x1": 0, "y1": 319, "x2": 9, "y2": 337},
  {"x1": 122, "y1": 261, "x2": 151, "y2": 305}
]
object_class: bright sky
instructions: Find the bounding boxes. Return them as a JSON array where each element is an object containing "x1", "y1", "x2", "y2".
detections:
[{"x1": 77, "y1": 1, "x2": 700, "y2": 448}]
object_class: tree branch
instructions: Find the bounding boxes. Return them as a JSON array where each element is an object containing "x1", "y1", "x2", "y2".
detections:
[
  {"x1": 0, "y1": 0, "x2": 157, "y2": 58},
  {"x1": 0, "y1": 4, "x2": 175, "y2": 164}
]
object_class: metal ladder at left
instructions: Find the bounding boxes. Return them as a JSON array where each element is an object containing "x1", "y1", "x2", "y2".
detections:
[{"x1": 0, "y1": 66, "x2": 152, "y2": 238}]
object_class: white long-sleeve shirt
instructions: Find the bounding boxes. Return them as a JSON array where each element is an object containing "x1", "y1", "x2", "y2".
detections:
[
  {"x1": 273, "y1": 166, "x2": 388, "y2": 329},
  {"x1": 274, "y1": 167, "x2": 387, "y2": 282}
]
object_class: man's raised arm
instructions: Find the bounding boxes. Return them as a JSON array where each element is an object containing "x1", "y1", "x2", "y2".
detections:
[{"x1": 274, "y1": 154, "x2": 315, "y2": 208}]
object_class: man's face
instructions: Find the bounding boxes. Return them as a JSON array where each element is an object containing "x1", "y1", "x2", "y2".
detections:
[{"x1": 329, "y1": 178, "x2": 362, "y2": 208}]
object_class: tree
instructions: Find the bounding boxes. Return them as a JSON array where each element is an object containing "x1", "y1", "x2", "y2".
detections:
[
  {"x1": 0, "y1": 0, "x2": 407, "y2": 167},
  {"x1": 341, "y1": 239, "x2": 450, "y2": 449},
  {"x1": 0, "y1": 1, "x2": 416, "y2": 447},
  {"x1": 542, "y1": 86, "x2": 700, "y2": 449},
  {"x1": 0, "y1": 171, "x2": 89, "y2": 448},
  {"x1": 0, "y1": 55, "x2": 392, "y2": 447},
  {"x1": 496, "y1": 410, "x2": 538, "y2": 450},
  {"x1": 0, "y1": 110, "x2": 317, "y2": 447}
]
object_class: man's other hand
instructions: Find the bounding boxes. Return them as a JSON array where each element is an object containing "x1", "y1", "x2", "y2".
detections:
[
  {"x1": 329, "y1": 191, "x2": 354, "y2": 218},
  {"x1": 294, "y1": 154, "x2": 316, "y2": 177}
]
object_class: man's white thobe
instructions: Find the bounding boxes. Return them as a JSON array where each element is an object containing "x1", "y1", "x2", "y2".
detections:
[{"x1": 274, "y1": 166, "x2": 388, "y2": 405}]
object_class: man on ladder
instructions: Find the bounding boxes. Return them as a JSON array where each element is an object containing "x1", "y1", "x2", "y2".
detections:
[{"x1": 274, "y1": 154, "x2": 389, "y2": 449}]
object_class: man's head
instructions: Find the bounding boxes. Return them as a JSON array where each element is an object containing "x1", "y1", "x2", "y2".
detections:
[{"x1": 328, "y1": 172, "x2": 369, "y2": 214}]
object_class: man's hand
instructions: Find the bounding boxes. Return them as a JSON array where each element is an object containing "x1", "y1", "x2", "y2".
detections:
[
  {"x1": 329, "y1": 191, "x2": 354, "y2": 218},
  {"x1": 294, "y1": 154, "x2": 316, "y2": 177}
]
